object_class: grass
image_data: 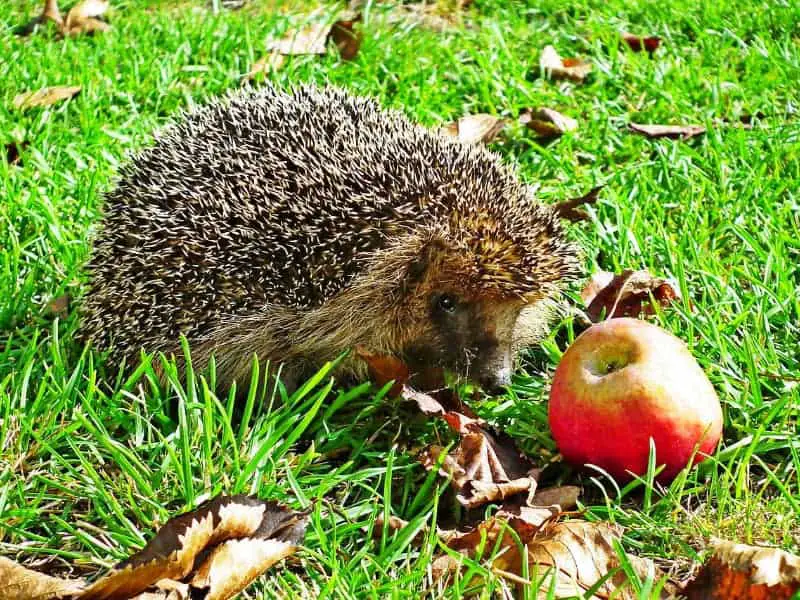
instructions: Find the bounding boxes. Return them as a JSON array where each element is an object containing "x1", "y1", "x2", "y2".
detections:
[{"x1": 1, "y1": 0, "x2": 799, "y2": 597}]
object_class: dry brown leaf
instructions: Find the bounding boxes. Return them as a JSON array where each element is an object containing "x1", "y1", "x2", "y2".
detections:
[
  {"x1": 64, "y1": 0, "x2": 110, "y2": 36},
  {"x1": 0, "y1": 556, "x2": 86, "y2": 600},
  {"x1": 356, "y1": 346, "x2": 410, "y2": 398},
  {"x1": 245, "y1": 52, "x2": 286, "y2": 81},
  {"x1": 188, "y1": 538, "x2": 299, "y2": 600},
  {"x1": 268, "y1": 22, "x2": 330, "y2": 55},
  {"x1": 5, "y1": 141, "x2": 29, "y2": 166},
  {"x1": 530, "y1": 485, "x2": 580, "y2": 510},
  {"x1": 267, "y1": 14, "x2": 360, "y2": 59},
  {"x1": 540, "y1": 45, "x2": 592, "y2": 83},
  {"x1": 552, "y1": 186, "x2": 602, "y2": 222},
  {"x1": 581, "y1": 269, "x2": 682, "y2": 322},
  {"x1": 15, "y1": 0, "x2": 63, "y2": 36},
  {"x1": 0, "y1": 495, "x2": 306, "y2": 600},
  {"x1": 520, "y1": 108, "x2": 578, "y2": 139},
  {"x1": 683, "y1": 539, "x2": 800, "y2": 599},
  {"x1": 80, "y1": 495, "x2": 306, "y2": 599},
  {"x1": 629, "y1": 123, "x2": 706, "y2": 139},
  {"x1": 621, "y1": 31, "x2": 661, "y2": 54},
  {"x1": 443, "y1": 114, "x2": 506, "y2": 145},
  {"x1": 46, "y1": 293, "x2": 70, "y2": 318},
  {"x1": 389, "y1": 4, "x2": 460, "y2": 32},
  {"x1": 329, "y1": 17, "x2": 362, "y2": 60},
  {"x1": 439, "y1": 518, "x2": 672, "y2": 598},
  {"x1": 421, "y1": 428, "x2": 540, "y2": 508},
  {"x1": 14, "y1": 86, "x2": 81, "y2": 110}
]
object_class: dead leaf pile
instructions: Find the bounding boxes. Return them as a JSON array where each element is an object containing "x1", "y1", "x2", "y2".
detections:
[
  {"x1": 581, "y1": 269, "x2": 683, "y2": 322},
  {"x1": 1, "y1": 495, "x2": 307, "y2": 600},
  {"x1": 17, "y1": 0, "x2": 111, "y2": 38}
]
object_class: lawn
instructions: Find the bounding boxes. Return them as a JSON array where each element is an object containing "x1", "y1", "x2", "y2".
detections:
[{"x1": 1, "y1": 0, "x2": 799, "y2": 597}]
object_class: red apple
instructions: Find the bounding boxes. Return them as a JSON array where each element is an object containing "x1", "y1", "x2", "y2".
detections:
[{"x1": 548, "y1": 318, "x2": 722, "y2": 483}]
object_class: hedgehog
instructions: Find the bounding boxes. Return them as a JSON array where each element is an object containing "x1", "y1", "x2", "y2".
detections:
[{"x1": 80, "y1": 85, "x2": 581, "y2": 394}]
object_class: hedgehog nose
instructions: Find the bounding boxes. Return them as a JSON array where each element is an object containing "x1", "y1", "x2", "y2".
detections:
[{"x1": 479, "y1": 368, "x2": 511, "y2": 394}]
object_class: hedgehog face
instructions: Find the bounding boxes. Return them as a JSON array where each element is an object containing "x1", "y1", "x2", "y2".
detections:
[
  {"x1": 393, "y1": 241, "x2": 536, "y2": 392},
  {"x1": 404, "y1": 291, "x2": 525, "y2": 392}
]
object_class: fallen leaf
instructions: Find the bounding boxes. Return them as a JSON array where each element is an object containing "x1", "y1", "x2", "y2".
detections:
[
  {"x1": 0, "y1": 495, "x2": 306, "y2": 600},
  {"x1": 540, "y1": 45, "x2": 592, "y2": 83},
  {"x1": 14, "y1": 0, "x2": 62, "y2": 36},
  {"x1": 621, "y1": 31, "x2": 661, "y2": 54},
  {"x1": 14, "y1": 86, "x2": 81, "y2": 110},
  {"x1": 245, "y1": 52, "x2": 286, "y2": 81},
  {"x1": 0, "y1": 556, "x2": 85, "y2": 600},
  {"x1": 443, "y1": 114, "x2": 506, "y2": 145},
  {"x1": 421, "y1": 427, "x2": 541, "y2": 508},
  {"x1": 629, "y1": 123, "x2": 706, "y2": 139},
  {"x1": 329, "y1": 17, "x2": 362, "y2": 60},
  {"x1": 438, "y1": 517, "x2": 674, "y2": 598},
  {"x1": 45, "y1": 294, "x2": 71, "y2": 318},
  {"x1": 388, "y1": 4, "x2": 460, "y2": 32},
  {"x1": 356, "y1": 346, "x2": 410, "y2": 398},
  {"x1": 581, "y1": 269, "x2": 682, "y2": 322},
  {"x1": 713, "y1": 112, "x2": 766, "y2": 130},
  {"x1": 530, "y1": 485, "x2": 580, "y2": 510},
  {"x1": 519, "y1": 107, "x2": 578, "y2": 139},
  {"x1": 683, "y1": 538, "x2": 800, "y2": 599},
  {"x1": 267, "y1": 14, "x2": 361, "y2": 59},
  {"x1": 268, "y1": 22, "x2": 329, "y2": 55},
  {"x1": 64, "y1": 0, "x2": 110, "y2": 35},
  {"x1": 81, "y1": 495, "x2": 306, "y2": 599},
  {"x1": 552, "y1": 186, "x2": 602, "y2": 222},
  {"x1": 5, "y1": 141, "x2": 29, "y2": 166}
]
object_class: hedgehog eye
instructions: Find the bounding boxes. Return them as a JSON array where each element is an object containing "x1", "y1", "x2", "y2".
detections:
[{"x1": 436, "y1": 294, "x2": 458, "y2": 314}]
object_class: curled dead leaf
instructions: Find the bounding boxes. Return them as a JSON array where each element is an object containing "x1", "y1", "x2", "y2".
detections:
[
  {"x1": 552, "y1": 185, "x2": 602, "y2": 222},
  {"x1": 356, "y1": 346, "x2": 410, "y2": 398},
  {"x1": 421, "y1": 428, "x2": 540, "y2": 508},
  {"x1": 14, "y1": 86, "x2": 81, "y2": 110},
  {"x1": 683, "y1": 538, "x2": 800, "y2": 599},
  {"x1": 15, "y1": 0, "x2": 63, "y2": 36},
  {"x1": 437, "y1": 517, "x2": 674, "y2": 598},
  {"x1": 540, "y1": 45, "x2": 592, "y2": 83},
  {"x1": 581, "y1": 269, "x2": 682, "y2": 322},
  {"x1": 629, "y1": 123, "x2": 706, "y2": 139},
  {"x1": 443, "y1": 114, "x2": 506, "y2": 145},
  {"x1": 268, "y1": 22, "x2": 330, "y2": 55},
  {"x1": 0, "y1": 556, "x2": 85, "y2": 600},
  {"x1": 0, "y1": 495, "x2": 306, "y2": 600},
  {"x1": 329, "y1": 17, "x2": 362, "y2": 60},
  {"x1": 519, "y1": 107, "x2": 578, "y2": 139},
  {"x1": 64, "y1": 0, "x2": 110, "y2": 36},
  {"x1": 621, "y1": 31, "x2": 661, "y2": 54},
  {"x1": 267, "y1": 13, "x2": 361, "y2": 60}
]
